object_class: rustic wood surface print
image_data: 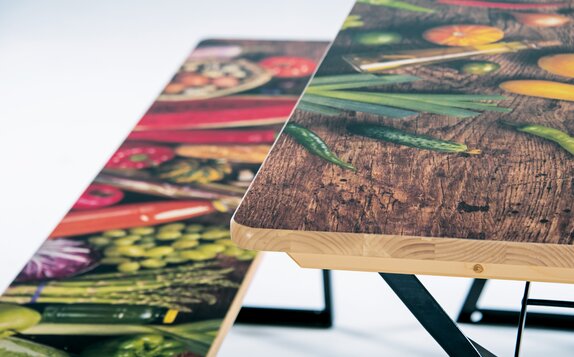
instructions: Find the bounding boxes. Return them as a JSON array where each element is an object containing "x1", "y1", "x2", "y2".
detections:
[{"x1": 234, "y1": 0, "x2": 574, "y2": 275}]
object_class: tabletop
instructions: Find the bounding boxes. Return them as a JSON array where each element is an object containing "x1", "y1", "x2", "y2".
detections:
[{"x1": 232, "y1": 0, "x2": 574, "y2": 284}]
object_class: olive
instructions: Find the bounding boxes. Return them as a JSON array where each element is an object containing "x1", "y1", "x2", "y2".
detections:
[
  {"x1": 146, "y1": 247, "x2": 174, "y2": 258},
  {"x1": 164, "y1": 254, "x2": 189, "y2": 264},
  {"x1": 180, "y1": 250, "x2": 216, "y2": 261},
  {"x1": 117, "y1": 246, "x2": 146, "y2": 257},
  {"x1": 101, "y1": 257, "x2": 131, "y2": 265},
  {"x1": 159, "y1": 223, "x2": 186, "y2": 231},
  {"x1": 218, "y1": 239, "x2": 237, "y2": 247},
  {"x1": 88, "y1": 236, "x2": 111, "y2": 247},
  {"x1": 223, "y1": 247, "x2": 244, "y2": 257},
  {"x1": 139, "y1": 236, "x2": 156, "y2": 244},
  {"x1": 180, "y1": 233, "x2": 201, "y2": 240},
  {"x1": 198, "y1": 244, "x2": 226, "y2": 254},
  {"x1": 237, "y1": 252, "x2": 257, "y2": 261},
  {"x1": 118, "y1": 262, "x2": 140, "y2": 272},
  {"x1": 103, "y1": 229, "x2": 127, "y2": 238},
  {"x1": 201, "y1": 230, "x2": 229, "y2": 240},
  {"x1": 129, "y1": 227, "x2": 155, "y2": 235},
  {"x1": 114, "y1": 235, "x2": 141, "y2": 246},
  {"x1": 135, "y1": 242, "x2": 156, "y2": 249},
  {"x1": 155, "y1": 231, "x2": 182, "y2": 241},
  {"x1": 185, "y1": 224, "x2": 204, "y2": 232},
  {"x1": 172, "y1": 239, "x2": 199, "y2": 249},
  {"x1": 140, "y1": 259, "x2": 167, "y2": 269},
  {"x1": 104, "y1": 247, "x2": 122, "y2": 257}
]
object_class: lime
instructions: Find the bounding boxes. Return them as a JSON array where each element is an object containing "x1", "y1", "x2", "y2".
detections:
[
  {"x1": 355, "y1": 31, "x2": 402, "y2": 46},
  {"x1": 461, "y1": 61, "x2": 500, "y2": 75}
]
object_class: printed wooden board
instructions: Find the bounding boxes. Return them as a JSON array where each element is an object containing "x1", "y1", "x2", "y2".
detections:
[
  {"x1": 233, "y1": 1, "x2": 574, "y2": 283},
  {"x1": 0, "y1": 39, "x2": 328, "y2": 356}
]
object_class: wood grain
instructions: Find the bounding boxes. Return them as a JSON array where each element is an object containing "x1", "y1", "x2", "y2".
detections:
[{"x1": 233, "y1": 1, "x2": 574, "y2": 280}]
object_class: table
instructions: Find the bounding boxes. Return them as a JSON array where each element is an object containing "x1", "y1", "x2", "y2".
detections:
[{"x1": 232, "y1": 0, "x2": 574, "y2": 355}]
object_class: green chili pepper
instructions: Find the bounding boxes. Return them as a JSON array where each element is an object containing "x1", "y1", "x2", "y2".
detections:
[
  {"x1": 284, "y1": 123, "x2": 356, "y2": 171},
  {"x1": 500, "y1": 121, "x2": 574, "y2": 156},
  {"x1": 347, "y1": 123, "x2": 480, "y2": 154}
]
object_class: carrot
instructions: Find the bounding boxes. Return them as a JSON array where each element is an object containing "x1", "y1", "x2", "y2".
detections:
[
  {"x1": 436, "y1": 0, "x2": 568, "y2": 9},
  {"x1": 49, "y1": 201, "x2": 224, "y2": 238}
]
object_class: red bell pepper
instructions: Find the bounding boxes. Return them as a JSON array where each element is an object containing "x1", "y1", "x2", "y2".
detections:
[
  {"x1": 49, "y1": 200, "x2": 223, "y2": 238},
  {"x1": 127, "y1": 128, "x2": 277, "y2": 145},
  {"x1": 136, "y1": 96, "x2": 298, "y2": 131},
  {"x1": 72, "y1": 184, "x2": 124, "y2": 210},
  {"x1": 105, "y1": 145, "x2": 174, "y2": 170}
]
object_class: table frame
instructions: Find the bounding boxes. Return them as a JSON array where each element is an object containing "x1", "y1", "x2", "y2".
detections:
[
  {"x1": 458, "y1": 279, "x2": 574, "y2": 331},
  {"x1": 236, "y1": 270, "x2": 333, "y2": 328}
]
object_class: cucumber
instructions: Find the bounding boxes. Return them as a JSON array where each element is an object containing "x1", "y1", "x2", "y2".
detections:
[{"x1": 347, "y1": 123, "x2": 480, "y2": 154}]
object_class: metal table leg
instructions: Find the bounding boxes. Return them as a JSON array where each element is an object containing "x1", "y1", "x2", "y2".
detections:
[
  {"x1": 236, "y1": 270, "x2": 333, "y2": 328},
  {"x1": 380, "y1": 273, "x2": 496, "y2": 357},
  {"x1": 458, "y1": 279, "x2": 574, "y2": 330}
]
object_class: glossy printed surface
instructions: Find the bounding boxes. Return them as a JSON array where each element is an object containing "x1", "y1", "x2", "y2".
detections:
[
  {"x1": 233, "y1": 0, "x2": 574, "y2": 279},
  {"x1": 0, "y1": 39, "x2": 327, "y2": 357}
]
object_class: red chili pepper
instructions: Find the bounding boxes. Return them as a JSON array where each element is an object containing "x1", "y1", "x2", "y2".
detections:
[
  {"x1": 72, "y1": 184, "x2": 124, "y2": 210},
  {"x1": 105, "y1": 145, "x2": 174, "y2": 170},
  {"x1": 259, "y1": 57, "x2": 318, "y2": 78},
  {"x1": 50, "y1": 200, "x2": 225, "y2": 238},
  {"x1": 136, "y1": 97, "x2": 298, "y2": 131},
  {"x1": 436, "y1": 0, "x2": 567, "y2": 9},
  {"x1": 127, "y1": 128, "x2": 277, "y2": 145}
]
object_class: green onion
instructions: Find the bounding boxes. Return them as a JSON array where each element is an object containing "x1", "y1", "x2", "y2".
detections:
[{"x1": 302, "y1": 93, "x2": 416, "y2": 118}]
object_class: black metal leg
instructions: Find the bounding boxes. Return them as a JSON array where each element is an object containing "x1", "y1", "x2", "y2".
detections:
[
  {"x1": 514, "y1": 282, "x2": 530, "y2": 357},
  {"x1": 457, "y1": 279, "x2": 574, "y2": 330},
  {"x1": 236, "y1": 270, "x2": 333, "y2": 328},
  {"x1": 380, "y1": 273, "x2": 496, "y2": 357}
]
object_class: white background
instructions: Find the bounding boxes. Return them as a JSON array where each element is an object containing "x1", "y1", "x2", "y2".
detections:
[{"x1": 1, "y1": 1, "x2": 574, "y2": 356}]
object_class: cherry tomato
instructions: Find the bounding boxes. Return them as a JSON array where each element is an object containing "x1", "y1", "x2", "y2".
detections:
[
  {"x1": 178, "y1": 73, "x2": 210, "y2": 87},
  {"x1": 212, "y1": 76, "x2": 240, "y2": 88},
  {"x1": 73, "y1": 184, "x2": 124, "y2": 210},
  {"x1": 163, "y1": 83, "x2": 185, "y2": 94},
  {"x1": 259, "y1": 56, "x2": 317, "y2": 78},
  {"x1": 105, "y1": 145, "x2": 175, "y2": 170}
]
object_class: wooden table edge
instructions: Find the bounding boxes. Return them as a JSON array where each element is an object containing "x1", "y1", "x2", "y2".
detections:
[
  {"x1": 206, "y1": 253, "x2": 263, "y2": 357},
  {"x1": 231, "y1": 218, "x2": 574, "y2": 284}
]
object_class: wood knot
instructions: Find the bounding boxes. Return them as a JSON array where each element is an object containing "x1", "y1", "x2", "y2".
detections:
[{"x1": 473, "y1": 264, "x2": 484, "y2": 274}]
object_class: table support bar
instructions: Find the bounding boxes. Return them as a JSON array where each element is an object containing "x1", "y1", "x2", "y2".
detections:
[
  {"x1": 380, "y1": 273, "x2": 496, "y2": 357},
  {"x1": 236, "y1": 270, "x2": 333, "y2": 328}
]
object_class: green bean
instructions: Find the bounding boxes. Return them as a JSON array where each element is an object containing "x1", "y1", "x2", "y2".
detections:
[
  {"x1": 500, "y1": 121, "x2": 574, "y2": 156},
  {"x1": 284, "y1": 123, "x2": 356, "y2": 171},
  {"x1": 347, "y1": 123, "x2": 480, "y2": 154}
]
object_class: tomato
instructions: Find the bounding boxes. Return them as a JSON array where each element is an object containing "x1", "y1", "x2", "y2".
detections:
[
  {"x1": 105, "y1": 145, "x2": 175, "y2": 170},
  {"x1": 259, "y1": 56, "x2": 317, "y2": 78},
  {"x1": 355, "y1": 31, "x2": 402, "y2": 45},
  {"x1": 461, "y1": 61, "x2": 501, "y2": 75},
  {"x1": 72, "y1": 184, "x2": 125, "y2": 210},
  {"x1": 163, "y1": 83, "x2": 185, "y2": 94},
  {"x1": 178, "y1": 73, "x2": 210, "y2": 87}
]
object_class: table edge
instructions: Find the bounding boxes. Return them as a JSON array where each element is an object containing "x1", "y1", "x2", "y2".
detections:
[{"x1": 231, "y1": 218, "x2": 574, "y2": 283}]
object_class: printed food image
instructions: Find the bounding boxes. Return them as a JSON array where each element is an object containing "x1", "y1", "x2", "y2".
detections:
[
  {"x1": 234, "y1": 0, "x2": 574, "y2": 250},
  {"x1": 159, "y1": 59, "x2": 272, "y2": 101},
  {"x1": 422, "y1": 24, "x2": 504, "y2": 46},
  {"x1": 0, "y1": 39, "x2": 327, "y2": 356}
]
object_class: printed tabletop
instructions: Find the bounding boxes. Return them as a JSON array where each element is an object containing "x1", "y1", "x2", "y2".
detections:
[{"x1": 233, "y1": 0, "x2": 574, "y2": 284}]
